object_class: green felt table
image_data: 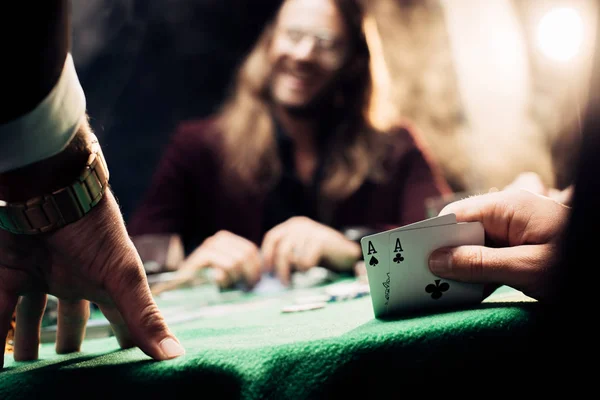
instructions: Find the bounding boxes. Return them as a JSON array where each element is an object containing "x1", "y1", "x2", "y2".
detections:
[{"x1": 0, "y1": 279, "x2": 563, "y2": 399}]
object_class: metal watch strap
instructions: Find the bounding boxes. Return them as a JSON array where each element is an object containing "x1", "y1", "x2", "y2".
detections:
[{"x1": 0, "y1": 143, "x2": 110, "y2": 235}]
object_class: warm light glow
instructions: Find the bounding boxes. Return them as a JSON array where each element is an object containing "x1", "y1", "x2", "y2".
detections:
[
  {"x1": 363, "y1": 14, "x2": 394, "y2": 130},
  {"x1": 536, "y1": 7, "x2": 584, "y2": 62}
]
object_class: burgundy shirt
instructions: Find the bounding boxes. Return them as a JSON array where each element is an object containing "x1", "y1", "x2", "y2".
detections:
[{"x1": 127, "y1": 118, "x2": 451, "y2": 253}]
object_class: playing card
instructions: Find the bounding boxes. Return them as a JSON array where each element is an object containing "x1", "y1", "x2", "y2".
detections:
[
  {"x1": 360, "y1": 214, "x2": 457, "y2": 317},
  {"x1": 387, "y1": 221, "x2": 485, "y2": 316}
]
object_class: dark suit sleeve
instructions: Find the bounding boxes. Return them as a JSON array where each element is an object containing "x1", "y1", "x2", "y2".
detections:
[{"x1": 0, "y1": 1, "x2": 69, "y2": 123}]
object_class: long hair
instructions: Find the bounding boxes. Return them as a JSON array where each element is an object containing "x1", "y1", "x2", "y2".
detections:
[{"x1": 215, "y1": 0, "x2": 389, "y2": 201}]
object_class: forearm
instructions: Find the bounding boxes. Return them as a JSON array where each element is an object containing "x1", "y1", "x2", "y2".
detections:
[
  {"x1": 0, "y1": 0, "x2": 70, "y2": 122},
  {"x1": 0, "y1": 119, "x2": 94, "y2": 202}
]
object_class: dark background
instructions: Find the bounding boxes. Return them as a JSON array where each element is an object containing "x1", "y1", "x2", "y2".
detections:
[{"x1": 71, "y1": 0, "x2": 283, "y2": 221}]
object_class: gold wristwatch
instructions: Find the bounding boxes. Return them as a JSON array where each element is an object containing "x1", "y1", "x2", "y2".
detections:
[{"x1": 0, "y1": 140, "x2": 109, "y2": 235}]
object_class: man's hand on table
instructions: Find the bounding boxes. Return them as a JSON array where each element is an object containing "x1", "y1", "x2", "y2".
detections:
[
  {"x1": 150, "y1": 230, "x2": 263, "y2": 294},
  {"x1": 148, "y1": 217, "x2": 363, "y2": 293},
  {"x1": 0, "y1": 130, "x2": 184, "y2": 368},
  {"x1": 261, "y1": 217, "x2": 362, "y2": 286}
]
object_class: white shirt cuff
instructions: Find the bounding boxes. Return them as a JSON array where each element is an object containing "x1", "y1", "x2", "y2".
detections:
[{"x1": 0, "y1": 53, "x2": 87, "y2": 173}]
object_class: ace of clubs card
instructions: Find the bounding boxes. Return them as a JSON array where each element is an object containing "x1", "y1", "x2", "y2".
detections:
[
  {"x1": 387, "y1": 221, "x2": 485, "y2": 316},
  {"x1": 360, "y1": 214, "x2": 457, "y2": 318}
]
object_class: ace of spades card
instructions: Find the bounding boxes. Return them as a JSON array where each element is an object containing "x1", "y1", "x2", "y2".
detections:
[
  {"x1": 360, "y1": 214, "x2": 457, "y2": 318},
  {"x1": 387, "y1": 221, "x2": 485, "y2": 316}
]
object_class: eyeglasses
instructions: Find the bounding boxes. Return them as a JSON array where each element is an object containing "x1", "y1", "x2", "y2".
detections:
[
  {"x1": 279, "y1": 28, "x2": 343, "y2": 53},
  {"x1": 275, "y1": 27, "x2": 348, "y2": 68}
]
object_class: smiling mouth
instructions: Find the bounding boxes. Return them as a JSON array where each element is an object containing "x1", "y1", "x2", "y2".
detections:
[
  {"x1": 281, "y1": 68, "x2": 317, "y2": 90},
  {"x1": 286, "y1": 67, "x2": 313, "y2": 79}
]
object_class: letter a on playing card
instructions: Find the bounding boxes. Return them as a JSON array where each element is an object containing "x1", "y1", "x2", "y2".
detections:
[
  {"x1": 393, "y1": 238, "x2": 403, "y2": 252},
  {"x1": 367, "y1": 241, "x2": 377, "y2": 256},
  {"x1": 360, "y1": 233, "x2": 390, "y2": 317}
]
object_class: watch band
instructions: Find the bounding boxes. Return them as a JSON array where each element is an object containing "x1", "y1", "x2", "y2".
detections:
[{"x1": 0, "y1": 141, "x2": 109, "y2": 235}]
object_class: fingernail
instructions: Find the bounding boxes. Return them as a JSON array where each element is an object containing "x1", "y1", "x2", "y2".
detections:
[
  {"x1": 159, "y1": 337, "x2": 185, "y2": 359},
  {"x1": 429, "y1": 249, "x2": 452, "y2": 274}
]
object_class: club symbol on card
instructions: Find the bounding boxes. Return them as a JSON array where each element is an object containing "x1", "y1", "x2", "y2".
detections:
[
  {"x1": 425, "y1": 279, "x2": 450, "y2": 299},
  {"x1": 392, "y1": 238, "x2": 404, "y2": 263},
  {"x1": 369, "y1": 256, "x2": 379, "y2": 266}
]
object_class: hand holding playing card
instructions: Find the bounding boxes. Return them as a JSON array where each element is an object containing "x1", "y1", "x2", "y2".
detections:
[
  {"x1": 261, "y1": 217, "x2": 362, "y2": 286},
  {"x1": 428, "y1": 189, "x2": 570, "y2": 302}
]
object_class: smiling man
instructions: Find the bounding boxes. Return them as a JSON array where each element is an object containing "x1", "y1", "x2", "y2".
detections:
[
  {"x1": 127, "y1": 0, "x2": 450, "y2": 290},
  {"x1": 268, "y1": 0, "x2": 351, "y2": 111}
]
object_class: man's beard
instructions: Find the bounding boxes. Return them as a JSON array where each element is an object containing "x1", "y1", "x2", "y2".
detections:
[
  {"x1": 270, "y1": 73, "x2": 342, "y2": 120},
  {"x1": 280, "y1": 90, "x2": 336, "y2": 119}
]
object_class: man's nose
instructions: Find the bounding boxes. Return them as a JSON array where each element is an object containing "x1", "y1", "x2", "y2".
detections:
[{"x1": 291, "y1": 37, "x2": 318, "y2": 61}]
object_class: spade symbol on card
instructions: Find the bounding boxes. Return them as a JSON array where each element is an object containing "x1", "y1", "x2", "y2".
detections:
[
  {"x1": 425, "y1": 279, "x2": 450, "y2": 299},
  {"x1": 366, "y1": 241, "x2": 379, "y2": 267},
  {"x1": 392, "y1": 238, "x2": 404, "y2": 263}
]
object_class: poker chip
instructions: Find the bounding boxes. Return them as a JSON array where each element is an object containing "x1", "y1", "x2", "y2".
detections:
[
  {"x1": 281, "y1": 302, "x2": 326, "y2": 313},
  {"x1": 324, "y1": 281, "x2": 370, "y2": 302},
  {"x1": 293, "y1": 295, "x2": 331, "y2": 304}
]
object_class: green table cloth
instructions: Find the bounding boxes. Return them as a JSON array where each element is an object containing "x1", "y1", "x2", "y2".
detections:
[{"x1": 0, "y1": 280, "x2": 563, "y2": 399}]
